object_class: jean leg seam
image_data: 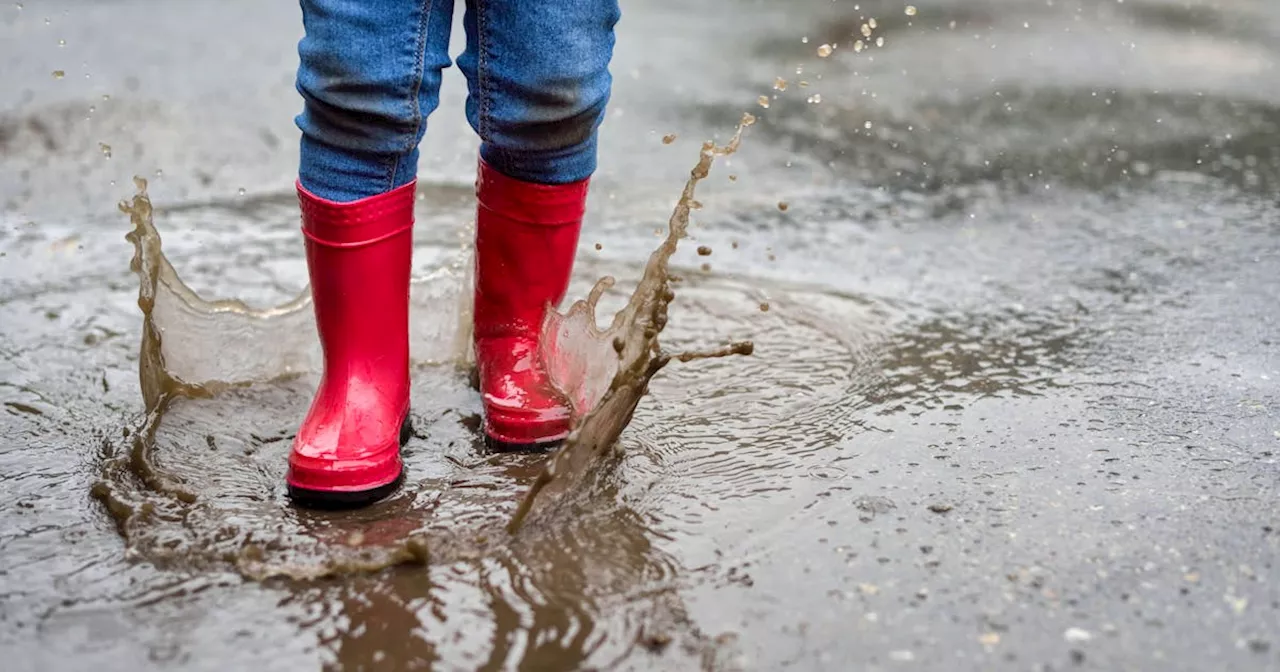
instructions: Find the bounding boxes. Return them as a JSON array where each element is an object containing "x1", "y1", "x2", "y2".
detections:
[
  {"x1": 381, "y1": 153, "x2": 400, "y2": 194},
  {"x1": 476, "y1": 0, "x2": 499, "y2": 167},
  {"x1": 388, "y1": 0, "x2": 435, "y2": 192}
]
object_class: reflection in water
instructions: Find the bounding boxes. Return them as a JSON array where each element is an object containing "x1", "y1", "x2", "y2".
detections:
[
  {"x1": 297, "y1": 500, "x2": 700, "y2": 670},
  {"x1": 307, "y1": 578, "x2": 442, "y2": 670}
]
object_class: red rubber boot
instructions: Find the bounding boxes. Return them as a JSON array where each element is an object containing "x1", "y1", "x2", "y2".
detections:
[
  {"x1": 473, "y1": 160, "x2": 588, "y2": 448},
  {"x1": 286, "y1": 180, "x2": 415, "y2": 507}
]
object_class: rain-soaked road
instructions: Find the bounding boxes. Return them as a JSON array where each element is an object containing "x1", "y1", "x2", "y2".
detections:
[{"x1": 2, "y1": 0, "x2": 1279, "y2": 670}]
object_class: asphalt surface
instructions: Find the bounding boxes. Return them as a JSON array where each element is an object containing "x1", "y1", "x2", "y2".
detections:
[{"x1": 2, "y1": 0, "x2": 1278, "y2": 670}]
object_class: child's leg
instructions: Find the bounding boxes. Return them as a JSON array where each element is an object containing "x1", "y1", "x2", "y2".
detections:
[
  {"x1": 286, "y1": 0, "x2": 457, "y2": 506},
  {"x1": 457, "y1": 0, "x2": 622, "y2": 448},
  {"x1": 457, "y1": 0, "x2": 621, "y2": 185},
  {"x1": 295, "y1": 0, "x2": 457, "y2": 202}
]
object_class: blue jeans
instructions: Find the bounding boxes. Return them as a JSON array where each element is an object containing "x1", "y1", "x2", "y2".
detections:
[{"x1": 295, "y1": 0, "x2": 621, "y2": 202}]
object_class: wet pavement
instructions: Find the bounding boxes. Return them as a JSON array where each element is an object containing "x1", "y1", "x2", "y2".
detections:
[{"x1": 2, "y1": 0, "x2": 1279, "y2": 670}]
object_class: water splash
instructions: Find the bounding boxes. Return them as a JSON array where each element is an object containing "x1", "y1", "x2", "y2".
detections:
[
  {"x1": 511, "y1": 114, "x2": 757, "y2": 533},
  {"x1": 118, "y1": 176, "x2": 473, "y2": 413},
  {"x1": 93, "y1": 114, "x2": 757, "y2": 577}
]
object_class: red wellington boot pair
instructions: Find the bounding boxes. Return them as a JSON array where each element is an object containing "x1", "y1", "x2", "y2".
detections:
[{"x1": 285, "y1": 160, "x2": 586, "y2": 507}]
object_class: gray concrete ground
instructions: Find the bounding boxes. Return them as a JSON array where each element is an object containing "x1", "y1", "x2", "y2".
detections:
[{"x1": 2, "y1": 0, "x2": 1278, "y2": 670}]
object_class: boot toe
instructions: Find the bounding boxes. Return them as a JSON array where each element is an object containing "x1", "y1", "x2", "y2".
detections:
[
  {"x1": 481, "y1": 394, "x2": 572, "y2": 447},
  {"x1": 286, "y1": 471, "x2": 404, "y2": 509},
  {"x1": 286, "y1": 417, "x2": 410, "y2": 507},
  {"x1": 286, "y1": 446, "x2": 404, "y2": 506}
]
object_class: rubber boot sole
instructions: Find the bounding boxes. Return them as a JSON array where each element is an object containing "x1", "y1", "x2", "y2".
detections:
[
  {"x1": 484, "y1": 433, "x2": 564, "y2": 454},
  {"x1": 287, "y1": 417, "x2": 413, "y2": 510}
]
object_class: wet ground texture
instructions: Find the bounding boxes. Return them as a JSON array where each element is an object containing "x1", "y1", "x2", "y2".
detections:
[{"x1": 2, "y1": 0, "x2": 1279, "y2": 670}]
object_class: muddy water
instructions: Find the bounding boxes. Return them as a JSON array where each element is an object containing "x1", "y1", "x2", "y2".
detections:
[
  {"x1": 4, "y1": 0, "x2": 1280, "y2": 670},
  {"x1": 92, "y1": 119, "x2": 758, "y2": 582}
]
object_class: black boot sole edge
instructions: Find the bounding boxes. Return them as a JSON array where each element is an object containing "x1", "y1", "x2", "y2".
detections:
[
  {"x1": 484, "y1": 434, "x2": 564, "y2": 454},
  {"x1": 286, "y1": 417, "x2": 413, "y2": 510}
]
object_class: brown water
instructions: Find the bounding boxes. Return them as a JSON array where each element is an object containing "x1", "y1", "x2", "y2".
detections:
[
  {"x1": 5, "y1": 0, "x2": 1280, "y2": 669},
  {"x1": 92, "y1": 115, "x2": 763, "y2": 582}
]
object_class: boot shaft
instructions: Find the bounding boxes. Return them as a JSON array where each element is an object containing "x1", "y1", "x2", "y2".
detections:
[
  {"x1": 299, "y1": 181, "x2": 416, "y2": 372},
  {"x1": 473, "y1": 160, "x2": 587, "y2": 340}
]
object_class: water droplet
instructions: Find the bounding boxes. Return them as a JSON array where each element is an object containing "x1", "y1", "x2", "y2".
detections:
[
  {"x1": 801, "y1": 36, "x2": 809, "y2": 44},
  {"x1": 757, "y1": 95, "x2": 770, "y2": 109},
  {"x1": 773, "y1": 77, "x2": 788, "y2": 91},
  {"x1": 57, "y1": 39, "x2": 65, "y2": 47},
  {"x1": 662, "y1": 133, "x2": 677, "y2": 145},
  {"x1": 51, "y1": 70, "x2": 64, "y2": 79},
  {"x1": 806, "y1": 93, "x2": 822, "y2": 104},
  {"x1": 817, "y1": 43, "x2": 833, "y2": 58},
  {"x1": 1063, "y1": 628, "x2": 1093, "y2": 644},
  {"x1": 876, "y1": 36, "x2": 885, "y2": 47},
  {"x1": 869, "y1": 18, "x2": 877, "y2": 29},
  {"x1": 14, "y1": 3, "x2": 23, "y2": 10},
  {"x1": 87, "y1": 105, "x2": 95, "y2": 114},
  {"x1": 155, "y1": 169, "x2": 164, "y2": 177},
  {"x1": 102, "y1": 94, "x2": 111, "y2": 101},
  {"x1": 861, "y1": 23, "x2": 872, "y2": 37},
  {"x1": 854, "y1": 41, "x2": 865, "y2": 53},
  {"x1": 237, "y1": 188, "x2": 246, "y2": 196},
  {"x1": 864, "y1": 121, "x2": 873, "y2": 129},
  {"x1": 905, "y1": 5, "x2": 918, "y2": 16},
  {"x1": 98, "y1": 142, "x2": 112, "y2": 158}
]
